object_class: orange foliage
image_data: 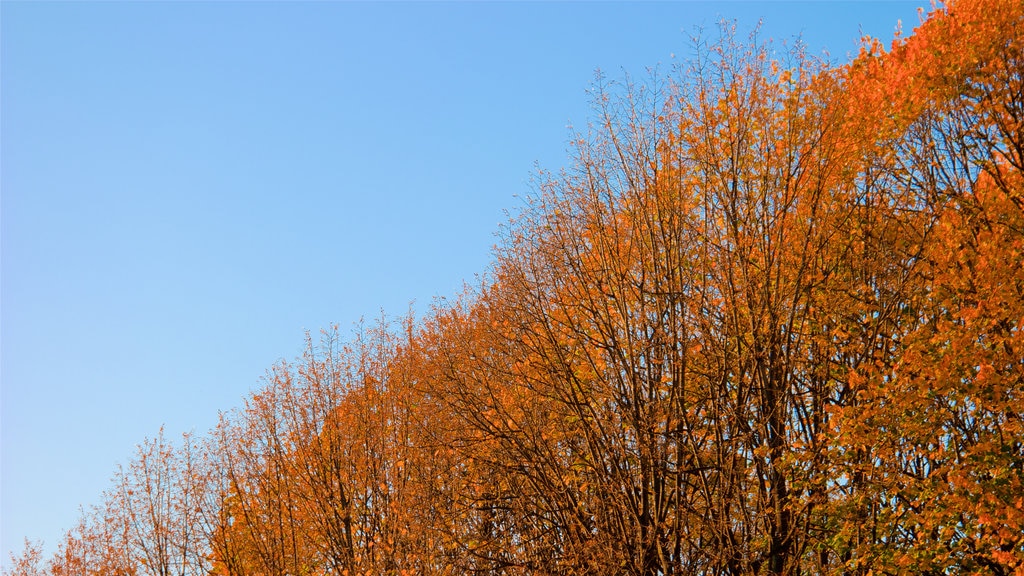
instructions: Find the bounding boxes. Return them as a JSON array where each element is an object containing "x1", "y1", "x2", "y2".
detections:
[{"x1": 7, "y1": 0, "x2": 1023, "y2": 574}]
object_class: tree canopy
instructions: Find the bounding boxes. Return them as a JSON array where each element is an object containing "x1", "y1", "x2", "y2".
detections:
[{"x1": 8, "y1": 0, "x2": 1024, "y2": 574}]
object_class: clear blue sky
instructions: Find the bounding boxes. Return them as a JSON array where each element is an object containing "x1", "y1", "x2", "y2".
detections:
[{"x1": 2, "y1": 0, "x2": 922, "y2": 564}]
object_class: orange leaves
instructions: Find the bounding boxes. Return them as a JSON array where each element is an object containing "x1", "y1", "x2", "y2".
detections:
[{"x1": 15, "y1": 3, "x2": 1024, "y2": 575}]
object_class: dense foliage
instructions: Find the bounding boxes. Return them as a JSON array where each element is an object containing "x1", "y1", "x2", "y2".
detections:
[{"x1": 9, "y1": 0, "x2": 1023, "y2": 574}]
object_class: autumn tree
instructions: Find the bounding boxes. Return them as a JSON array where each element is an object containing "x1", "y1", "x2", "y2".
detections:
[
  {"x1": 107, "y1": 429, "x2": 211, "y2": 576},
  {"x1": 826, "y1": 0, "x2": 1024, "y2": 572},
  {"x1": 422, "y1": 24, "x2": 877, "y2": 575},
  {"x1": 9, "y1": 2, "x2": 1023, "y2": 574},
  {"x1": 5, "y1": 541, "x2": 46, "y2": 576},
  {"x1": 209, "y1": 320, "x2": 453, "y2": 575},
  {"x1": 417, "y1": 3, "x2": 1023, "y2": 573}
]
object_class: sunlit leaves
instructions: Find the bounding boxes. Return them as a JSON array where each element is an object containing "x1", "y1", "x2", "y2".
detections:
[{"x1": 6, "y1": 1, "x2": 1023, "y2": 574}]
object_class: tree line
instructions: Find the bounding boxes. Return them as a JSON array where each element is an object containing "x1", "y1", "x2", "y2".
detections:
[{"x1": 8, "y1": 0, "x2": 1023, "y2": 573}]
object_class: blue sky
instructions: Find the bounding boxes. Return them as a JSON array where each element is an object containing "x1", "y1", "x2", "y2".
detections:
[{"x1": 2, "y1": 0, "x2": 923, "y2": 564}]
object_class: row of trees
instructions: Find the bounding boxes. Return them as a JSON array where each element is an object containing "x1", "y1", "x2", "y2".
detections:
[{"x1": 8, "y1": 0, "x2": 1023, "y2": 573}]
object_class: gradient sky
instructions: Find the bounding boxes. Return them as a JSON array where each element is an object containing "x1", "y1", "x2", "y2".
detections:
[{"x1": 2, "y1": 0, "x2": 924, "y2": 565}]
